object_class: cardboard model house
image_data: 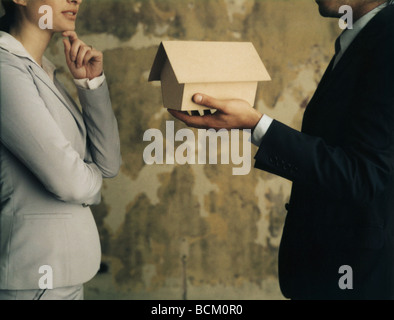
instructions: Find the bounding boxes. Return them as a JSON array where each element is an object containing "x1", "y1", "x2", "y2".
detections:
[{"x1": 148, "y1": 41, "x2": 271, "y2": 112}]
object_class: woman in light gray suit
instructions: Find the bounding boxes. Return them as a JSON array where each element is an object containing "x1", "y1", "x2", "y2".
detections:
[{"x1": 0, "y1": 0, "x2": 121, "y2": 300}]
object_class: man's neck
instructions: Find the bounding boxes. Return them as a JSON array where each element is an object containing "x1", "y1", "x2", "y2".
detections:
[{"x1": 352, "y1": 0, "x2": 387, "y2": 22}]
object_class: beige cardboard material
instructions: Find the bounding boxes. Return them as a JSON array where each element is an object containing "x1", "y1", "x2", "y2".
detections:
[{"x1": 149, "y1": 41, "x2": 271, "y2": 111}]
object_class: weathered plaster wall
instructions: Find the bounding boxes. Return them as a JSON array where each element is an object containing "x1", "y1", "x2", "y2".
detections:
[{"x1": 43, "y1": 0, "x2": 340, "y2": 300}]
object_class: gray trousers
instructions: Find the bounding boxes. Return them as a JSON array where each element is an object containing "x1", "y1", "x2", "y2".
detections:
[{"x1": 0, "y1": 285, "x2": 84, "y2": 300}]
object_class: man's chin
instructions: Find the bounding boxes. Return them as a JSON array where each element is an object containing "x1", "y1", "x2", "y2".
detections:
[{"x1": 317, "y1": 5, "x2": 342, "y2": 18}]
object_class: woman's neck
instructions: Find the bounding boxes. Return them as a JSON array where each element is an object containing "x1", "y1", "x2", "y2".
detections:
[{"x1": 10, "y1": 21, "x2": 52, "y2": 67}]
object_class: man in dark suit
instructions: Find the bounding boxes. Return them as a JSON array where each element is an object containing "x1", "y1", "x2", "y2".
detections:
[{"x1": 169, "y1": 0, "x2": 394, "y2": 299}]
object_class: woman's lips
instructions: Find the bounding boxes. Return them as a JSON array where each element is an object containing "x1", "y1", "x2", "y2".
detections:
[{"x1": 62, "y1": 11, "x2": 78, "y2": 20}]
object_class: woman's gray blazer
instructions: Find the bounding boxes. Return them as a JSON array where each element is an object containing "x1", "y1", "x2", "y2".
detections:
[{"x1": 0, "y1": 33, "x2": 121, "y2": 290}]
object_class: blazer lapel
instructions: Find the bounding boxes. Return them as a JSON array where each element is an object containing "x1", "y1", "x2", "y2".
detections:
[
  {"x1": 0, "y1": 32, "x2": 85, "y2": 132},
  {"x1": 302, "y1": 54, "x2": 336, "y2": 123},
  {"x1": 305, "y1": 7, "x2": 384, "y2": 117},
  {"x1": 28, "y1": 62, "x2": 85, "y2": 130},
  {"x1": 311, "y1": 55, "x2": 336, "y2": 101}
]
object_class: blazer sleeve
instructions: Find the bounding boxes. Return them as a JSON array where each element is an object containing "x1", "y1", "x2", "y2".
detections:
[
  {"x1": 254, "y1": 27, "x2": 394, "y2": 204},
  {"x1": 0, "y1": 55, "x2": 105, "y2": 205},
  {"x1": 77, "y1": 79, "x2": 122, "y2": 178}
]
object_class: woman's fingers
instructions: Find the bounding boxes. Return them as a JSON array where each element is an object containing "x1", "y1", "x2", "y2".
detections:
[
  {"x1": 70, "y1": 40, "x2": 83, "y2": 63},
  {"x1": 63, "y1": 32, "x2": 94, "y2": 68},
  {"x1": 76, "y1": 45, "x2": 91, "y2": 68},
  {"x1": 63, "y1": 31, "x2": 85, "y2": 64},
  {"x1": 63, "y1": 31, "x2": 78, "y2": 62},
  {"x1": 83, "y1": 50, "x2": 94, "y2": 66},
  {"x1": 62, "y1": 38, "x2": 72, "y2": 66},
  {"x1": 62, "y1": 31, "x2": 78, "y2": 41},
  {"x1": 62, "y1": 31, "x2": 103, "y2": 79}
]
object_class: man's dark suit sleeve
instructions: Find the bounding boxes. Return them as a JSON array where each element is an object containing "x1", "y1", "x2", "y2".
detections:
[{"x1": 254, "y1": 23, "x2": 394, "y2": 204}]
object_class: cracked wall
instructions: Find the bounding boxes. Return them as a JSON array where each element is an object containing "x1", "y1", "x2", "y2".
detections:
[{"x1": 42, "y1": 0, "x2": 339, "y2": 300}]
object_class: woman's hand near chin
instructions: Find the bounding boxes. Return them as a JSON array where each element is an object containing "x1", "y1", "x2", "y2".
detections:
[{"x1": 62, "y1": 31, "x2": 103, "y2": 80}]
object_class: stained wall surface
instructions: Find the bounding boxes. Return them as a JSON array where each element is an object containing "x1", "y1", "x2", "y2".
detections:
[{"x1": 22, "y1": 0, "x2": 341, "y2": 299}]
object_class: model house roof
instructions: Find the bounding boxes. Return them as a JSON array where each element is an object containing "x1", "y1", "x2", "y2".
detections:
[{"x1": 149, "y1": 41, "x2": 271, "y2": 84}]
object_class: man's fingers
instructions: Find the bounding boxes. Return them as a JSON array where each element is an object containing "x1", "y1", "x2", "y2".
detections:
[
  {"x1": 193, "y1": 94, "x2": 227, "y2": 112},
  {"x1": 168, "y1": 109, "x2": 214, "y2": 129},
  {"x1": 168, "y1": 109, "x2": 192, "y2": 123}
]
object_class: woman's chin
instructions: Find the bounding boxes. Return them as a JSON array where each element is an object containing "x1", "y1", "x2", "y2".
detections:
[
  {"x1": 54, "y1": 27, "x2": 75, "y2": 34},
  {"x1": 56, "y1": 22, "x2": 76, "y2": 33}
]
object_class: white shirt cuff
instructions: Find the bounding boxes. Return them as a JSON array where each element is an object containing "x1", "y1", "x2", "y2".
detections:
[
  {"x1": 251, "y1": 114, "x2": 274, "y2": 146},
  {"x1": 73, "y1": 73, "x2": 106, "y2": 90}
]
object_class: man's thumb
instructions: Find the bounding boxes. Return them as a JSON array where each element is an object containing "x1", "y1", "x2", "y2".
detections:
[{"x1": 192, "y1": 94, "x2": 225, "y2": 111}]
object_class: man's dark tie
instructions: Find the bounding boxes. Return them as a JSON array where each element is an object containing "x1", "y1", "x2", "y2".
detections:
[
  {"x1": 334, "y1": 36, "x2": 341, "y2": 58},
  {"x1": 331, "y1": 35, "x2": 342, "y2": 71},
  {"x1": 312, "y1": 35, "x2": 342, "y2": 97}
]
